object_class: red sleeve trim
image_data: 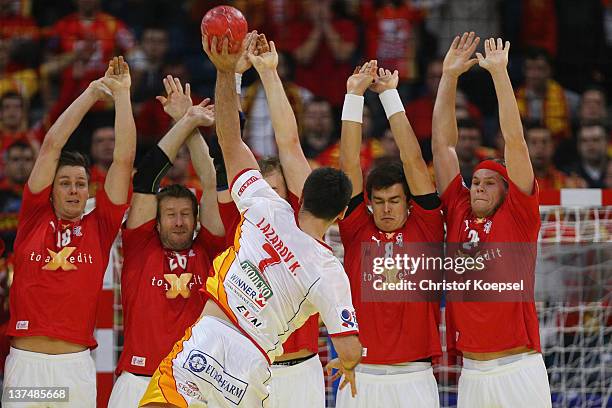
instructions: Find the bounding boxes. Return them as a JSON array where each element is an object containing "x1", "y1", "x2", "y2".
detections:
[
  {"x1": 229, "y1": 168, "x2": 258, "y2": 192},
  {"x1": 329, "y1": 330, "x2": 359, "y2": 338}
]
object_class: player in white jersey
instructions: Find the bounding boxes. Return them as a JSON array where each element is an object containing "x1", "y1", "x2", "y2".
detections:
[{"x1": 140, "y1": 34, "x2": 362, "y2": 408}]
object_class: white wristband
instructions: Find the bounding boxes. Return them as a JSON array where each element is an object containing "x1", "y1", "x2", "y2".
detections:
[
  {"x1": 235, "y1": 73, "x2": 242, "y2": 95},
  {"x1": 379, "y1": 89, "x2": 404, "y2": 119},
  {"x1": 341, "y1": 94, "x2": 364, "y2": 123}
]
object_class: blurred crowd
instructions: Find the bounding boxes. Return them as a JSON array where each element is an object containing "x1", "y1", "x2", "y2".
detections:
[{"x1": 0, "y1": 0, "x2": 611, "y2": 337}]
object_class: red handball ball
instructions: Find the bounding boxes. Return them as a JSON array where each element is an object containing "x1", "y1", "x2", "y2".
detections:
[{"x1": 201, "y1": 5, "x2": 248, "y2": 54}]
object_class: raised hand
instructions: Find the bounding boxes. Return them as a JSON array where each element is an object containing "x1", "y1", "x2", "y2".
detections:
[
  {"x1": 87, "y1": 78, "x2": 113, "y2": 102},
  {"x1": 202, "y1": 35, "x2": 242, "y2": 73},
  {"x1": 100, "y1": 56, "x2": 131, "y2": 95},
  {"x1": 346, "y1": 60, "x2": 377, "y2": 96},
  {"x1": 369, "y1": 67, "x2": 399, "y2": 94},
  {"x1": 156, "y1": 75, "x2": 193, "y2": 121},
  {"x1": 235, "y1": 31, "x2": 259, "y2": 74},
  {"x1": 185, "y1": 98, "x2": 215, "y2": 128},
  {"x1": 443, "y1": 32, "x2": 480, "y2": 78},
  {"x1": 247, "y1": 34, "x2": 278, "y2": 73},
  {"x1": 476, "y1": 38, "x2": 510, "y2": 75}
]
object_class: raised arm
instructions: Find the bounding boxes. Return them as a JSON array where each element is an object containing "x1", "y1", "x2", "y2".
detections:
[
  {"x1": 203, "y1": 35, "x2": 259, "y2": 185},
  {"x1": 127, "y1": 76, "x2": 215, "y2": 229},
  {"x1": 477, "y1": 38, "x2": 534, "y2": 194},
  {"x1": 28, "y1": 73, "x2": 111, "y2": 193},
  {"x1": 101, "y1": 56, "x2": 137, "y2": 205},
  {"x1": 340, "y1": 61, "x2": 377, "y2": 198},
  {"x1": 370, "y1": 67, "x2": 434, "y2": 195},
  {"x1": 249, "y1": 36, "x2": 311, "y2": 196},
  {"x1": 432, "y1": 32, "x2": 479, "y2": 194}
]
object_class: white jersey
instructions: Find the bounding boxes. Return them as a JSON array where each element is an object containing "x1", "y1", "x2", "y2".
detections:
[{"x1": 205, "y1": 169, "x2": 358, "y2": 362}]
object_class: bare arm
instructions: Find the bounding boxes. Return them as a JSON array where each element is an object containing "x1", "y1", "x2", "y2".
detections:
[
  {"x1": 28, "y1": 84, "x2": 103, "y2": 193},
  {"x1": 477, "y1": 38, "x2": 534, "y2": 194},
  {"x1": 186, "y1": 132, "x2": 224, "y2": 236},
  {"x1": 327, "y1": 335, "x2": 363, "y2": 398},
  {"x1": 371, "y1": 68, "x2": 434, "y2": 195},
  {"x1": 204, "y1": 36, "x2": 259, "y2": 185},
  {"x1": 250, "y1": 38, "x2": 311, "y2": 196},
  {"x1": 432, "y1": 33, "x2": 479, "y2": 194},
  {"x1": 340, "y1": 62, "x2": 377, "y2": 198},
  {"x1": 102, "y1": 57, "x2": 136, "y2": 205}
]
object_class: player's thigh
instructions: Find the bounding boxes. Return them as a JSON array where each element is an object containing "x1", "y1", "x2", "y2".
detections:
[
  {"x1": 108, "y1": 372, "x2": 150, "y2": 408},
  {"x1": 269, "y1": 356, "x2": 324, "y2": 408}
]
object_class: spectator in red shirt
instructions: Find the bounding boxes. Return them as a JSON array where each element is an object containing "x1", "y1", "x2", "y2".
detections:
[
  {"x1": 300, "y1": 96, "x2": 337, "y2": 162},
  {"x1": 361, "y1": 0, "x2": 425, "y2": 83},
  {"x1": 281, "y1": 0, "x2": 357, "y2": 106},
  {"x1": 45, "y1": 0, "x2": 135, "y2": 120}
]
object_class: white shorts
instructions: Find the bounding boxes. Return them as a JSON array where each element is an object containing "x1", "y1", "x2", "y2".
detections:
[
  {"x1": 108, "y1": 372, "x2": 151, "y2": 408},
  {"x1": 336, "y1": 363, "x2": 439, "y2": 408},
  {"x1": 268, "y1": 354, "x2": 324, "y2": 408},
  {"x1": 2, "y1": 347, "x2": 96, "y2": 408},
  {"x1": 458, "y1": 352, "x2": 552, "y2": 408},
  {"x1": 139, "y1": 316, "x2": 271, "y2": 408}
]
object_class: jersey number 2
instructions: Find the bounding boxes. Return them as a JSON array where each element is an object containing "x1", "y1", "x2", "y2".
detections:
[{"x1": 259, "y1": 243, "x2": 281, "y2": 272}]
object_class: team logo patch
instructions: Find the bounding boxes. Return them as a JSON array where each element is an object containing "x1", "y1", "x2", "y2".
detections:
[
  {"x1": 183, "y1": 349, "x2": 248, "y2": 405},
  {"x1": 337, "y1": 307, "x2": 358, "y2": 330},
  {"x1": 16, "y1": 320, "x2": 28, "y2": 330},
  {"x1": 131, "y1": 356, "x2": 146, "y2": 367},
  {"x1": 73, "y1": 226, "x2": 82, "y2": 236}
]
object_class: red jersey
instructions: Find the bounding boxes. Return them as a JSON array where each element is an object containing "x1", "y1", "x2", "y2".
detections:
[
  {"x1": 8, "y1": 184, "x2": 127, "y2": 347},
  {"x1": 441, "y1": 174, "x2": 542, "y2": 353},
  {"x1": 338, "y1": 195, "x2": 444, "y2": 364},
  {"x1": 218, "y1": 191, "x2": 320, "y2": 355},
  {"x1": 116, "y1": 220, "x2": 225, "y2": 376}
]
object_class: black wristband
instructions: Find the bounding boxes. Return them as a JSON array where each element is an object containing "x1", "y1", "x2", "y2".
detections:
[
  {"x1": 411, "y1": 192, "x2": 441, "y2": 210},
  {"x1": 133, "y1": 145, "x2": 172, "y2": 194},
  {"x1": 346, "y1": 193, "x2": 364, "y2": 217}
]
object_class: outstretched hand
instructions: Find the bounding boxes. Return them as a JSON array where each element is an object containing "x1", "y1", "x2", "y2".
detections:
[
  {"x1": 247, "y1": 34, "x2": 278, "y2": 73},
  {"x1": 235, "y1": 31, "x2": 259, "y2": 74},
  {"x1": 443, "y1": 32, "x2": 480, "y2": 78},
  {"x1": 346, "y1": 60, "x2": 377, "y2": 96},
  {"x1": 326, "y1": 358, "x2": 357, "y2": 398},
  {"x1": 156, "y1": 75, "x2": 192, "y2": 121},
  {"x1": 369, "y1": 67, "x2": 399, "y2": 94},
  {"x1": 203, "y1": 35, "x2": 242, "y2": 73},
  {"x1": 100, "y1": 56, "x2": 131, "y2": 95},
  {"x1": 476, "y1": 38, "x2": 510, "y2": 75},
  {"x1": 185, "y1": 98, "x2": 215, "y2": 128}
]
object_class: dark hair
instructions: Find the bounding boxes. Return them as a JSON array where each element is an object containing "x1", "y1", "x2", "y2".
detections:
[
  {"x1": 258, "y1": 157, "x2": 282, "y2": 177},
  {"x1": 578, "y1": 120, "x2": 609, "y2": 140},
  {"x1": 6, "y1": 140, "x2": 33, "y2": 156},
  {"x1": 302, "y1": 167, "x2": 352, "y2": 221},
  {"x1": 0, "y1": 91, "x2": 24, "y2": 108},
  {"x1": 523, "y1": 120, "x2": 550, "y2": 139},
  {"x1": 524, "y1": 47, "x2": 552, "y2": 66},
  {"x1": 57, "y1": 150, "x2": 90, "y2": 179},
  {"x1": 366, "y1": 160, "x2": 410, "y2": 200},
  {"x1": 156, "y1": 184, "x2": 198, "y2": 222}
]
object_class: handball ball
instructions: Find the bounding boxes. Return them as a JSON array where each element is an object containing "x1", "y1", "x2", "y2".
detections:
[{"x1": 201, "y1": 5, "x2": 248, "y2": 54}]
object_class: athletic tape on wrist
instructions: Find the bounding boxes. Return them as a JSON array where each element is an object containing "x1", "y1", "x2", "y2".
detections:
[
  {"x1": 235, "y1": 73, "x2": 242, "y2": 95},
  {"x1": 379, "y1": 89, "x2": 404, "y2": 119},
  {"x1": 341, "y1": 94, "x2": 364, "y2": 123}
]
